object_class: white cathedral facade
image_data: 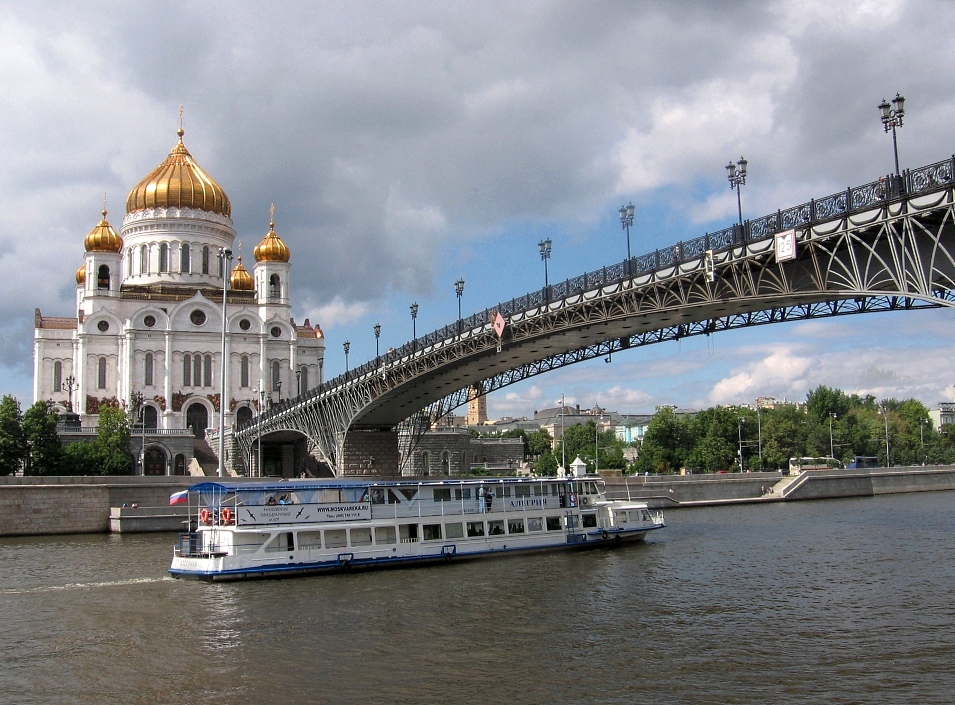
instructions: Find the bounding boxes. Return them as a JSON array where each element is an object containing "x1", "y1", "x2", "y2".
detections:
[{"x1": 33, "y1": 126, "x2": 325, "y2": 474}]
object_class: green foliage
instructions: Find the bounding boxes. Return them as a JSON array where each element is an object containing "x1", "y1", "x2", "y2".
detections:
[
  {"x1": 23, "y1": 401, "x2": 63, "y2": 476},
  {"x1": 526, "y1": 428, "x2": 553, "y2": 458},
  {"x1": 533, "y1": 452, "x2": 558, "y2": 475},
  {"x1": 97, "y1": 406, "x2": 133, "y2": 475},
  {"x1": 0, "y1": 395, "x2": 26, "y2": 475}
]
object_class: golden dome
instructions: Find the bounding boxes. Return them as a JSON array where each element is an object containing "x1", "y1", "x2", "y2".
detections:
[
  {"x1": 253, "y1": 206, "x2": 291, "y2": 263},
  {"x1": 126, "y1": 127, "x2": 231, "y2": 217},
  {"x1": 230, "y1": 257, "x2": 254, "y2": 290},
  {"x1": 76, "y1": 262, "x2": 86, "y2": 285},
  {"x1": 84, "y1": 209, "x2": 123, "y2": 252}
]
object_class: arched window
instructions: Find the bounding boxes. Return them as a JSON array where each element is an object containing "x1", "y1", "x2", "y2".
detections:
[
  {"x1": 441, "y1": 451, "x2": 451, "y2": 475},
  {"x1": 271, "y1": 360, "x2": 280, "y2": 391},
  {"x1": 421, "y1": 451, "x2": 431, "y2": 476},
  {"x1": 299, "y1": 365, "x2": 308, "y2": 394},
  {"x1": 126, "y1": 249, "x2": 133, "y2": 277},
  {"x1": 97, "y1": 264, "x2": 110, "y2": 289},
  {"x1": 53, "y1": 361, "x2": 62, "y2": 392},
  {"x1": 143, "y1": 405, "x2": 158, "y2": 429},
  {"x1": 237, "y1": 406, "x2": 253, "y2": 426},
  {"x1": 159, "y1": 243, "x2": 168, "y2": 272},
  {"x1": 269, "y1": 274, "x2": 281, "y2": 299},
  {"x1": 203, "y1": 355, "x2": 212, "y2": 387},
  {"x1": 144, "y1": 353, "x2": 154, "y2": 387},
  {"x1": 139, "y1": 245, "x2": 148, "y2": 274},
  {"x1": 240, "y1": 355, "x2": 250, "y2": 388},
  {"x1": 193, "y1": 355, "x2": 202, "y2": 387},
  {"x1": 97, "y1": 357, "x2": 107, "y2": 389},
  {"x1": 183, "y1": 354, "x2": 192, "y2": 386},
  {"x1": 180, "y1": 244, "x2": 190, "y2": 273},
  {"x1": 202, "y1": 246, "x2": 210, "y2": 274}
]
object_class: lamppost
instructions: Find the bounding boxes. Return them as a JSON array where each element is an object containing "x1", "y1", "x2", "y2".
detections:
[
  {"x1": 880, "y1": 404, "x2": 891, "y2": 466},
  {"x1": 410, "y1": 303, "x2": 418, "y2": 350},
  {"x1": 619, "y1": 202, "x2": 635, "y2": 272},
  {"x1": 756, "y1": 404, "x2": 763, "y2": 470},
  {"x1": 538, "y1": 238, "x2": 552, "y2": 294},
  {"x1": 725, "y1": 156, "x2": 748, "y2": 227},
  {"x1": 216, "y1": 246, "x2": 232, "y2": 477},
  {"x1": 295, "y1": 368, "x2": 301, "y2": 397},
  {"x1": 737, "y1": 416, "x2": 745, "y2": 472},
  {"x1": 878, "y1": 93, "x2": 905, "y2": 177},
  {"x1": 343, "y1": 341, "x2": 350, "y2": 376},
  {"x1": 594, "y1": 414, "x2": 605, "y2": 475},
  {"x1": 275, "y1": 380, "x2": 282, "y2": 403},
  {"x1": 252, "y1": 385, "x2": 264, "y2": 477},
  {"x1": 829, "y1": 412, "x2": 837, "y2": 460},
  {"x1": 920, "y1": 419, "x2": 928, "y2": 466},
  {"x1": 556, "y1": 394, "x2": 566, "y2": 475},
  {"x1": 454, "y1": 278, "x2": 465, "y2": 337},
  {"x1": 130, "y1": 391, "x2": 145, "y2": 475},
  {"x1": 374, "y1": 323, "x2": 381, "y2": 358},
  {"x1": 64, "y1": 374, "x2": 76, "y2": 412}
]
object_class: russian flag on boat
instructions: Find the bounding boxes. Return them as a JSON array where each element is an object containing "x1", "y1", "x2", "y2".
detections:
[{"x1": 169, "y1": 490, "x2": 189, "y2": 505}]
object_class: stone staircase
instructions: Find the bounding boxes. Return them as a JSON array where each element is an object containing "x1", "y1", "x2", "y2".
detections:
[{"x1": 192, "y1": 439, "x2": 220, "y2": 476}]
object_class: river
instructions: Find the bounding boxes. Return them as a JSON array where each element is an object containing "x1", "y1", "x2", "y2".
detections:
[{"x1": 1, "y1": 491, "x2": 952, "y2": 704}]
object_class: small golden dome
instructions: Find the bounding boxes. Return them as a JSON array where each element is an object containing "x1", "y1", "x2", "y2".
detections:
[
  {"x1": 230, "y1": 257, "x2": 254, "y2": 290},
  {"x1": 253, "y1": 206, "x2": 291, "y2": 262},
  {"x1": 126, "y1": 127, "x2": 231, "y2": 217},
  {"x1": 76, "y1": 262, "x2": 86, "y2": 285},
  {"x1": 84, "y1": 209, "x2": 123, "y2": 252}
]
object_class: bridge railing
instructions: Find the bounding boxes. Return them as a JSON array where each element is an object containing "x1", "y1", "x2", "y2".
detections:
[{"x1": 238, "y1": 155, "x2": 955, "y2": 432}]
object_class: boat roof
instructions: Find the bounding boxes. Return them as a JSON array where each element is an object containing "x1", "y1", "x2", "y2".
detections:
[{"x1": 187, "y1": 475, "x2": 598, "y2": 494}]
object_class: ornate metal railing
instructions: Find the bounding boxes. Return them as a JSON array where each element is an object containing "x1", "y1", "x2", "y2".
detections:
[{"x1": 244, "y1": 155, "x2": 955, "y2": 426}]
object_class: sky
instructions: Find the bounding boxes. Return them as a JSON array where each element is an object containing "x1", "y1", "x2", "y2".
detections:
[{"x1": 2, "y1": 0, "x2": 955, "y2": 419}]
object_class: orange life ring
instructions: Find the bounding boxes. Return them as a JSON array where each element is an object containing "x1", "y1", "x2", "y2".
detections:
[
  {"x1": 221, "y1": 508, "x2": 233, "y2": 525},
  {"x1": 199, "y1": 508, "x2": 211, "y2": 524}
]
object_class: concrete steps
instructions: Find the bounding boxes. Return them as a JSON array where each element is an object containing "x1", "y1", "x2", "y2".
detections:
[{"x1": 192, "y1": 439, "x2": 220, "y2": 476}]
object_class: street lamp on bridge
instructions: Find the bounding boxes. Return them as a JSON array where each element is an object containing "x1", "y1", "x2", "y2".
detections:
[
  {"x1": 410, "y1": 303, "x2": 418, "y2": 350},
  {"x1": 130, "y1": 391, "x2": 145, "y2": 475},
  {"x1": 878, "y1": 93, "x2": 905, "y2": 177},
  {"x1": 726, "y1": 156, "x2": 748, "y2": 227},
  {"x1": 618, "y1": 202, "x2": 634, "y2": 270},
  {"x1": 374, "y1": 323, "x2": 381, "y2": 358},
  {"x1": 538, "y1": 238, "x2": 552, "y2": 293},
  {"x1": 343, "y1": 341, "x2": 350, "y2": 376},
  {"x1": 454, "y1": 278, "x2": 465, "y2": 336},
  {"x1": 64, "y1": 374, "x2": 76, "y2": 412}
]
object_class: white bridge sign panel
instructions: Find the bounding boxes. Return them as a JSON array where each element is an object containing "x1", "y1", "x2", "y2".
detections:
[{"x1": 237, "y1": 503, "x2": 370, "y2": 526}]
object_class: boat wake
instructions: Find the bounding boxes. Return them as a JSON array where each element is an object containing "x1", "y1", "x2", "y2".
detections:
[{"x1": 0, "y1": 576, "x2": 173, "y2": 595}]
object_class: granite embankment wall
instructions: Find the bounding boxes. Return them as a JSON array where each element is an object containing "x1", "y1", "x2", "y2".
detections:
[{"x1": 0, "y1": 476, "x2": 207, "y2": 537}]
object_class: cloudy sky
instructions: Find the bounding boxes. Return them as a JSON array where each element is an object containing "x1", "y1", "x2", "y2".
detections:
[{"x1": 3, "y1": 0, "x2": 955, "y2": 418}]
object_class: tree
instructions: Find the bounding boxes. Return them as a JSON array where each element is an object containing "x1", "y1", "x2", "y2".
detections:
[
  {"x1": 0, "y1": 395, "x2": 27, "y2": 475},
  {"x1": 23, "y1": 401, "x2": 63, "y2": 476},
  {"x1": 635, "y1": 407, "x2": 687, "y2": 474},
  {"x1": 526, "y1": 429, "x2": 553, "y2": 458},
  {"x1": 97, "y1": 406, "x2": 133, "y2": 475}
]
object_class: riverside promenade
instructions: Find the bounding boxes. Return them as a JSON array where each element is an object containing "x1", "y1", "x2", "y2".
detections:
[{"x1": 1, "y1": 465, "x2": 952, "y2": 536}]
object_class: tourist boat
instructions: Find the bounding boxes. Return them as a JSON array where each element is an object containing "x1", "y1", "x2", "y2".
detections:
[{"x1": 169, "y1": 475, "x2": 665, "y2": 581}]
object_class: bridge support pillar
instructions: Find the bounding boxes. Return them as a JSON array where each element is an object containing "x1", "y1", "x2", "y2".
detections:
[{"x1": 341, "y1": 429, "x2": 400, "y2": 477}]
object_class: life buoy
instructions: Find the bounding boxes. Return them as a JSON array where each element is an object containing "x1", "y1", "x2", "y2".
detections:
[
  {"x1": 199, "y1": 508, "x2": 211, "y2": 524},
  {"x1": 581, "y1": 496, "x2": 590, "y2": 506},
  {"x1": 221, "y1": 508, "x2": 233, "y2": 525}
]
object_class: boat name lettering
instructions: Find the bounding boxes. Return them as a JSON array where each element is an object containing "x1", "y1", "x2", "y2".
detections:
[{"x1": 508, "y1": 499, "x2": 549, "y2": 508}]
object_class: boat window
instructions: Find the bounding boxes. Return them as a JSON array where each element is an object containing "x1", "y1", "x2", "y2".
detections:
[
  {"x1": 423, "y1": 524, "x2": 442, "y2": 541},
  {"x1": 567, "y1": 515, "x2": 579, "y2": 529},
  {"x1": 375, "y1": 526, "x2": 397, "y2": 545},
  {"x1": 515, "y1": 485, "x2": 530, "y2": 498},
  {"x1": 546, "y1": 517, "x2": 562, "y2": 531},
  {"x1": 350, "y1": 528, "x2": 372, "y2": 546},
  {"x1": 527, "y1": 517, "x2": 543, "y2": 532},
  {"x1": 641, "y1": 510, "x2": 652, "y2": 521},
  {"x1": 264, "y1": 533, "x2": 293, "y2": 553},
  {"x1": 533, "y1": 484, "x2": 545, "y2": 496},
  {"x1": 507, "y1": 519, "x2": 525, "y2": 534},
  {"x1": 551, "y1": 485, "x2": 560, "y2": 496},
  {"x1": 370, "y1": 489, "x2": 386, "y2": 504},
  {"x1": 615, "y1": 512, "x2": 628, "y2": 524},
  {"x1": 582, "y1": 514, "x2": 598, "y2": 528},
  {"x1": 398, "y1": 488, "x2": 418, "y2": 502},
  {"x1": 496, "y1": 486, "x2": 511, "y2": 498},
  {"x1": 319, "y1": 489, "x2": 343, "y2": 504},
  {"x1": 586, "y1": 482, "x2": 599, "y2": 495},
  {"x1": 453, "y1": 488, "x2": 472, "y2": 500},
  {"x1": 399, "y1": 524, "x2": 419, "y2": 543},
  {"x1": 324, "y1": 529, "x2": 347, "y2": 549},
  {"x1": 433, "y1": 488, "x2": 452, "y2": 502},
  {"x1": 487, "y1": 520, "x2": 505, "y2": 536},
  {"x1": 298, "y1": 531, "x2": 322, "y2": 549},
  {"x1": 466, "y1": 522, "x2": 485, "y2": 537},
  {"x1": 445, "y1": 522, "x2": 464, "y2": 539}
]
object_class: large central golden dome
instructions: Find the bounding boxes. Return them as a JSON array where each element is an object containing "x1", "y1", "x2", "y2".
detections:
[{"x1": 126, "y1": 128, "x2": 231, "y2": 217}]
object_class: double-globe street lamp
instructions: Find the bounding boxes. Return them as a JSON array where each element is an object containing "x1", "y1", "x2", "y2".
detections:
[
  {"x1": 252, "y1": 385, "x2": 265, "y2": 477},
  {"x1": 538, "y1": 238, "x2": 552, "y2": 298},
  {"x1": 130, "y1": 391, "x2": 145, "y2": 475},
  {"x1": 878, "y1": 93, "x2": 905, "y2": 177},
  {"x1": 726, "y1": 156, "x2": 748, "y2": 228},
  {"x1": 216, "y1": 246, "x2": 232, "y2": 477},
  {"x1": 374, "y1": 323, "x2": 381, "y2": 359},
  {"x1": 619, "y1": 202, "x2": 634, "y2": 274},
  {"x1": 410, "y1": 303, "x2": 419, "y2": 351},
  {"x1": 454, "y1": 278, "x2": 465, "y2": 336},
  {"x1": 343, "y1": 341, "x2": 350, "y2": 376}
]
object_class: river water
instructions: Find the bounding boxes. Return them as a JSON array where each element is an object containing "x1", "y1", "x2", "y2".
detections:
[{"x1": 1, "y1": 491, "x2": 952, "y2": 705}]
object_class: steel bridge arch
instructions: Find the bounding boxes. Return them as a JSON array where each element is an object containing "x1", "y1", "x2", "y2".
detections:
[{"x1": 234, "y1": 159, "x2": 955, "y2": 474}]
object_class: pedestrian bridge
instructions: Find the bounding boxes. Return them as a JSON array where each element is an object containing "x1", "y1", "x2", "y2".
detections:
[{"x1": 234, "y1": 156, "x2": 955, "y2": 476}]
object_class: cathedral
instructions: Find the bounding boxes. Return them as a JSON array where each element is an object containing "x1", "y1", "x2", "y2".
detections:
[{"x1": 33, "y1": 124, "x2": 326, "y2": 474}]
